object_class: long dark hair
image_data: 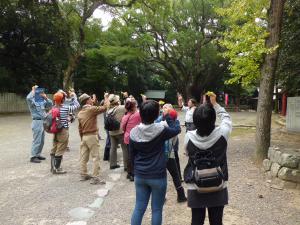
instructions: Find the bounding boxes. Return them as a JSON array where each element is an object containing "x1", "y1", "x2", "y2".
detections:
[{"x1": 193, "y1": 103, "x2": 216, "y2": 136}]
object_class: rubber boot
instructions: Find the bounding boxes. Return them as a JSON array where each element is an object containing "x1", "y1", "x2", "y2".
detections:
[
  {"x1": 53, "y1": 156, "x2": 67, "y2": 174},
  {"x1": 177, "y1": 186, "x2": 187, "y2": 203},
  {"x1": 50, "y1": 154, "x2": 55, "y2": 173}
]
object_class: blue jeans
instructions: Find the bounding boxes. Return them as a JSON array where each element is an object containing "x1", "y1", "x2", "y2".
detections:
[
  {"x1": 31, "y1": 120, "x2": 45, "y2": 157},
  {"x1": 131, "y1": 176, "x2": 167, "y2": 225}
]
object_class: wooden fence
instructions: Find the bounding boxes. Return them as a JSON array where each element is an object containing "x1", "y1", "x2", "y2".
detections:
[{"x1": 0, "y1": 93, "x2": 29, "y2": 113}]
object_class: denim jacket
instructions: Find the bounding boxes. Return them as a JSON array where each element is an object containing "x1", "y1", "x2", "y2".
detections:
[{"x1": 26, "y1": 91, "x2": 53, "y2": 120}]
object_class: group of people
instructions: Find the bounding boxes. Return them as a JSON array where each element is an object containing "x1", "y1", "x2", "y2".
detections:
[{"x1": 26, "y1": 86, "x2": 232, "y2": 225}]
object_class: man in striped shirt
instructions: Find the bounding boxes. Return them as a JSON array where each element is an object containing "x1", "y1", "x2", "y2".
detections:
[{"x1": 50, "y1": 90, "x2": 80, "y2": 174}]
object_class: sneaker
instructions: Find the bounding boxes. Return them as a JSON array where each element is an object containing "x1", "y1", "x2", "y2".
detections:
[
  {"x1": 90, "y1": 178, "x2": 106, "y2": 185},
  {"x1": 30, "y1": 157, "x2": 41, "y2": 163},
  {"x1": 36, "y1": 156, "x2": 46, "y2": 160},
  {"x1": 110, "y1": 165, "x2": 120, "y2": 170},
  {"x1": 80, "y1": 175, "x2": 92, "y2": 181}
]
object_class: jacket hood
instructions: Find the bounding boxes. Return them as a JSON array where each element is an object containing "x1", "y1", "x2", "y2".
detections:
[
  {"x1": 185, "y1": 127, "x2": 222, "y2": 150},
  {"x1": 130, "y1": 122, "x2": 166, "y2": 142}
]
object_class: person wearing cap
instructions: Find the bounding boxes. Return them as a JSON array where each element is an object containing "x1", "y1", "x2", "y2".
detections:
[
  {"x1": 107, "y1": 94, "x2": 127, "y2": 170},
  {"x1": 50, "y1": 90, "x2": 80, "y2": 174},
  {"x1": 26, "y1": 85, "x2": 53, "y2": 163},
  {"x1": 77, "y1": 93, "x2": 108, "y2": 184},
  {"x1": 155, "y1": 104, "x2": 187, "y2": 203}
]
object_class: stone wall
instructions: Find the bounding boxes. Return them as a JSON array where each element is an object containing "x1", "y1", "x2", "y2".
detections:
[{"x1": 263, "y1": 146, "x2": 300, "y2": 189}]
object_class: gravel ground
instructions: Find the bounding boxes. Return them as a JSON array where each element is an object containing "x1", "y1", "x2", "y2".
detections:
[{"x1": 0, "y1": 112, "x2": 299, "y2": 225}]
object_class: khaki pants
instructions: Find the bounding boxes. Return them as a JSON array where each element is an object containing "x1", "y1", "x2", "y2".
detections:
[
  {"x1": 51, "y1": 128, "x2": 69, "y2": 156},
  {"x1": 80, "y1": 134, "x2": 101, "y2": 177}
]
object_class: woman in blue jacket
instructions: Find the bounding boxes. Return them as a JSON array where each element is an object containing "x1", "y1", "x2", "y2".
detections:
[{"x1": 129, "y1": 100, "x2": 181, "y2": 225}]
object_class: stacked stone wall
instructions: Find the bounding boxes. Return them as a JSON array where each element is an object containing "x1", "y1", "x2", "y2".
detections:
[{"x1": 263, "y1": 146, "x2": 300, "y2": 189}]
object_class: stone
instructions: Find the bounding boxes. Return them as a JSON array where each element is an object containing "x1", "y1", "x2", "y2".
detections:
[
  {"x1": 88, "y1": 198, "x2": 104, "y2": 208},
  {"x1": 271, "y1": 178, "x2": 297, "y2": 190},
  {"x1": 262, "y1": 159, "x2": 272, "y2": 171},
  {"x1": 268, "y1": 148, "x2": 276, "y2": 161},
  {"x1": 280, "y1": 153, "x2": 299, "y2": 168},
  {"x1": 265, "y1": 171, "x2": 272, "y2": 180},
  {"x1": 68, "y1": 207, "x2": 95, "y2": 220},
  {"x1": 278, "y1": 167, "x2": 300, "y2": 183},
  {"x1": 270, "y1": 163, "x2": 281, "y2": 177},
  {"x1": 274, "y1": 151, "x2": 282, "y2": 164},
  {"x1": 66, "y1": 222, "x2": 87, "y2": 225},
  {"x1": 96, "y1": 188, "x2": 109, "y2": 197},
  {"x1": 268, "y1": 147, "x2": 275, "y2": 159}
]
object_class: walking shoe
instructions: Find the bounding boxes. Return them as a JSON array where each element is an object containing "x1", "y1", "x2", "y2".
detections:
[
  {"x1": 90, "y1": 178, "x2": 106, "y2": 185},
  {"x1": 80, "y1": 175, "x2": 92, "y2": 181},
  {"x1": 126, "y1": 174, "x2": 134, "y2": 182},
  {"x1": 110, "y1": 165, "x2": 120, "y2": 170},
  {"x1": 37, "y1": 156, "x2": 46, "y2": 160},
  {"x1": 30, "y1": 157, "x2": 41, "y2": 163}
]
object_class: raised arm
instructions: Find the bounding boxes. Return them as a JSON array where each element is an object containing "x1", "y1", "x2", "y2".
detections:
[
  {"x1": 26, "y1": 85, "x2": 37, "y2": 107},
  {"x1": 161, "y1": 119, "x2": 181, "y2": 141},
  {"x1": 210, "y1": 93, "x2": 232, "y2": 141}
]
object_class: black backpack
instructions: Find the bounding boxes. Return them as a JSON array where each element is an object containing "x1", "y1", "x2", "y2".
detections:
[
  {"x1": 184, "y1": 149, "x2": 225, "y2": 193},
  {"x1": 104, "y1": 107, "x2": 120, "y2": 131}
]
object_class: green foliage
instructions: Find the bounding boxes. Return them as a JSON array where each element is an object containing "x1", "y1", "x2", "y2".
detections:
[
  {"x1": 217, "y1": 0, "x2": 270, "y2": 87},
  {"x1": 277, "y1": 0, "x2": 300, "y2": 95},
  {"x1": 0, "y1": 0, "x2": 70, "y2": 93},
  {"x1": 109, "y1": 0, "x2": 226, "y2": 99}
]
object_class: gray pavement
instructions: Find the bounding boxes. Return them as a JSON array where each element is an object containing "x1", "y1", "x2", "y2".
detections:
[{"x1": 0, "y1": 112, "x2": 299, "y2": 225}]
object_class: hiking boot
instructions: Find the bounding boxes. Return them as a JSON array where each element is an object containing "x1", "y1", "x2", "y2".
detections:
[
  {"x1": 52, "y1": 156, "x2": 67, "y2": 174},
  {"x1": 80, "y1": 175, "x2": 92, "y2": 181},
  {"x1": 53, "y1": 168, "x2": 67, "y2": 174},
  {"x1": 30, "y1": 157, "x2": 41, "y2": 163},
  {"x1": 37, "y1": 156, "x2": 46, "y2": 160},
  {"x1": 90, "y1": 178, "x2": 106, "y2": 185},
  {"x1": 110, "y1": 165, "x2": 120, "y2": 170}
]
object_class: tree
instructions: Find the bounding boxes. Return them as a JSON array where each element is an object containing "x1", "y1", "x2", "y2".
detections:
[
  {"x1": 0, "y1": 0, "x2": 70, "y2": 93},
  {"x1": 276, "y1": 0, "x2": 300, "y2": 96},
  {"x1": 256, "y1": 0, "x2": 286, "y2": 161},
  {"x1": 217, "y1": 0, "x2": 269, "y2": 87},
  {"x1": 59, "y1": 0, "x2": 137, "y2": 90},
  {"x1": 110, "y1": 0, "x2": 225, "y2": 100}
]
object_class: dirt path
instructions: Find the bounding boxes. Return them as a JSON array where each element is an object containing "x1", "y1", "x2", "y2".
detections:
[{"x1": 0, "y1": 112, "x2": 299, "y2": 225}]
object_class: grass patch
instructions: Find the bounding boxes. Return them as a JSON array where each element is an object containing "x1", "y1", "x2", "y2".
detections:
[{"x1": 231, "y1": 127, "x2": 255, "y2": 137}]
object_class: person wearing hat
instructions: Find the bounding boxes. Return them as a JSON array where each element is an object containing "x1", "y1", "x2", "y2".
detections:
[
  {"x1": 77, "y1": 93, "x2": 108, "y2": 184},
  {"x1": 50, "y1": 90, "x2": 80, "y2": 174},
  {"x1": 107, "y1": 94, "x2": 128, "y2": 170},
  {"x1": 26, "y1": 85, "x2": 53, "y2": 163},
  {"x1": 155, "y1": 105, "x2": 187, "y2": 203}
]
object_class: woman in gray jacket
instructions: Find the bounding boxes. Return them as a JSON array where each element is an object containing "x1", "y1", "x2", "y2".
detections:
[{"x1": 184, "y1": 93, "x2": 232, "y2": 225}]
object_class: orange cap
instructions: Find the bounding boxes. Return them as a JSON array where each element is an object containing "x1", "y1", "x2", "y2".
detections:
[{"x1": 53, "y1": 92, "x2": 64, "y2": 104}]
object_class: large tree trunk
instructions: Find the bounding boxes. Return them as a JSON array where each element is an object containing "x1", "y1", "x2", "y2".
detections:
[
  {"x1": 256, "y1": 0, "x2": 286, "y2": 161},
  {"x1": 63, "y1": 52, "x2": 82, "y2": 90}
]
